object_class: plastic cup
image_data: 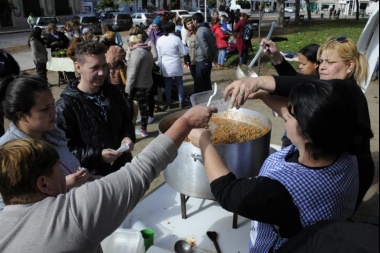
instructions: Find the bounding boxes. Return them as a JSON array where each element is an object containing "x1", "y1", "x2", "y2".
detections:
[{"x1": 141, "y1": 228, "x2": 155, "y2": 251}]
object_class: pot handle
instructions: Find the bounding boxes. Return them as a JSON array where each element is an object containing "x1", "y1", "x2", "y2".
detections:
[{"x1": 191, "y1": 153, "x2": 203, "y2": 162}]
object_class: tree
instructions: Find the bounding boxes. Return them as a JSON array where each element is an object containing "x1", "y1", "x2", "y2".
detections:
[
  {"x1": 355, "y1": 0, "x2": 360, "y2": 20},
  {"x1": 276, "y1": 0, "x2": 286, "y2": 27},
  {"x1": 304, "y1": 0, "x2": 312, "y2": 20},
  {"x1": 96, "y1": 0, "x2": 120, "y2": 11}
]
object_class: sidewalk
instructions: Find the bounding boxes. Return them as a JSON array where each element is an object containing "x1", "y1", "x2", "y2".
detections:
[{"x1": 0, "y1": 26, "x2": 29, "y2": 35}]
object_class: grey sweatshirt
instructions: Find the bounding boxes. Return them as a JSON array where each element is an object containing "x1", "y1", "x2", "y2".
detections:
[{"x1": 0, "y1": 134, "x2": 177, "y2": 253}]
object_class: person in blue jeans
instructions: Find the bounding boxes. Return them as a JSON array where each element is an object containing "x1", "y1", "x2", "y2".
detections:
[
  {"x1": 156, "y1": 22, "x2": 189, "y2": 110},
  {"x1": 192, "y1": 13, "x2": 217, "y2": 93}
]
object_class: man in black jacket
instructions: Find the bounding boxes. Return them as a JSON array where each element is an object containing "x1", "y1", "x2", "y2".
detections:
[
  {"x1": 46, "y1": 23, "x2": 70, "y2": 84},
  {"x1": 55, "y1": 40, "x2": 135, "y2": 176}
]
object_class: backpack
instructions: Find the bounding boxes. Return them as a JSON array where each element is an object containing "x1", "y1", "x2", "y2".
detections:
[{"x1": 241, "y1": 22, "x2": 253, "y2": 41}]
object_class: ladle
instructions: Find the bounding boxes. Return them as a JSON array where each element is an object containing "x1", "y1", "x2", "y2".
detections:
[
  {"x1": 174, "y1": 239, "x2": 192, "y2": 253},
  {"x1": 236, "y1": 21, "x2": 276, "y2": 80},
  {"x1": 206, "y1": 83, "x2": 218, "y2": 106},
  {"x1": 207, "y1": 231, "x2": 221, "y2": 253}
]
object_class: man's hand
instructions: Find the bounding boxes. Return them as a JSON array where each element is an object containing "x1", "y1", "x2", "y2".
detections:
[
  {"x1": 101, "y1": 149, "x2": 122, "y2": 163},
  {"x1": 119, "y1": 137, "x2": 134, "y2": 153}
]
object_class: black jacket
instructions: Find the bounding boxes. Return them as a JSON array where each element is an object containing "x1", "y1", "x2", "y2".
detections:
[
  {"x1": 55, "y1": 79, "x2": 136, "y2": 176},
  {"x1": 46, "y1": 32, "x2": 69, "y2": 51}
]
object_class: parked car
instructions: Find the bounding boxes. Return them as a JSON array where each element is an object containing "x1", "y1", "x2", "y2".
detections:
[
  {"x1": 34, "y1": 16, "x2": 65, "y2": 40},
  {"x1": 285, "y1": 6, "x2": 295, "y2": 13},
  {"x1": 264, "y1": 7, "x2": 274, "y2": 13},
  {"x1": 101, "y1": 12, "x2": 133, "y2": 31},
  {"x1": 154, "y1": 10, "x2": 173, "y2": 21},
  {"x1": 188, "y1": 8, "x2": 202, "y2": 15},
  {"x1": 131, "y1": 12, "x2": 155, "y2": 27},
  {"x1": 78, "y1": 15, "x2": 102, "y2": 35},
  {"x1": 170, "y1": 9, "x2": 193, "y2": 20}
]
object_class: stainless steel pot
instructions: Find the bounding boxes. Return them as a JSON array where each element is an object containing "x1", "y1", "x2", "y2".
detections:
[{"x1": 158, "y1": 108, "x2": 272, "y2": 200}]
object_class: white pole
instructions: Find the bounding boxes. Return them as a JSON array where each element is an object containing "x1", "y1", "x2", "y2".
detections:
[{"x1": 205, "y1": 0, "x2": 207, "y2": 21}]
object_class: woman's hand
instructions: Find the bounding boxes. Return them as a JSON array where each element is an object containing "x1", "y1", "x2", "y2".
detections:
[
  {"x1": 261, "y1": 39, "x2": 284, "y2": 65},
  {"x1": 188, "y1": 129, "x2": 212, "y2": 148},
  {"x1": 120, "y1": 137, "x2": 134, "y2": 153},
  {"x1": 101, "y1": 149, "x2": 122, "y2": 163},
  {"x1": 224, "y1": 76, "x2": 276, "y2": 109},
  {"x1": 65, "y1": 167, "x2": 90, "y2": 189}
]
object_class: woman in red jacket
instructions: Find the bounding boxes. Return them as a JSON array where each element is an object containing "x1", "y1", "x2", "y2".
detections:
[
  {"x1": 234, "y1": 12, "x2": 252, "y2": 64},
  {"x1": 211, "y1": 17, "x2": 230, "y2": 70}
]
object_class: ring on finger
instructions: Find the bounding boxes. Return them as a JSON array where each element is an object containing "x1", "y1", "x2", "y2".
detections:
[{"x1": 239, "y1": 91, "x2": 245, "y2": 96}]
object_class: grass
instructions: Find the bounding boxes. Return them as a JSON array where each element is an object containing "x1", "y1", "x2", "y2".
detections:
[{"x1": 227, "y1": 18, "x2": 369, "y2": 68}]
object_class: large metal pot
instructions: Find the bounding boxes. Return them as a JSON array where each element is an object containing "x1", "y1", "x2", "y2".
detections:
[{"x1": 158, "y1": 108, "x2": 272, "y2": 200}]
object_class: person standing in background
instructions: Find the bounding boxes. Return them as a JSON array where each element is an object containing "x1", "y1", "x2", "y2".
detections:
[
  {"x1": 156, "y1": 22, "x2": 189, "y2": 110},
  {"x1": 125, "y1": 35, "x2": 154, "y2": 138},
  {"x1": 191, "y1": 13, "x2": 217, "y2": 93},
  {"x1": 211, "y1": 17, "x2": 230, "y2": 70},
  {"x1": 28, "y1": 27, "x2": 48, "y2": 81},
  {"x1": 234, "y1": 12, "x2": 252, "y2": 64},
  {"x1": 46, "y1": 23, "x2": 70, "y2": 84},
  {"x1": 102, "y1": 24, "x2": 123, "y2": 47},
  {"x1": 27, "y1": 12, "x2": 36, "y2": 31}
]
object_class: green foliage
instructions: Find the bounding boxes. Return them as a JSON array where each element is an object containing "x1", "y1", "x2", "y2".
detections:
[
  {"x1": 96, "y1": 0, "x2": 119, "y2": 11},
  {"x1": 252, "y1": 19, "x2": 367, "y2": 67},
  {"x1": 236, "y1": 0, "x2": 251, "y2": 9}
]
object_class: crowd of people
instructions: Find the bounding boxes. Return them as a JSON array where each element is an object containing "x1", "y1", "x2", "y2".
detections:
[{"x1": 0, "y1": 8, "x2": 378, "y2": 253}]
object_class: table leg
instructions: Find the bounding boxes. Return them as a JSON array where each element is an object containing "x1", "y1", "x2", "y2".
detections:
[{"x1": 232, "y1": 213, "x2": 238, "y2": 229}]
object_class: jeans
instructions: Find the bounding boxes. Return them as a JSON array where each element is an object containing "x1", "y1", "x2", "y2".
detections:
[
  {"x1": 163, "y1": 76, "x2": 184, "y2": 105},
  {"x1": 218, "y1": 48, "x2": 227, "y2": 66},
  {"x1": 194, "y1": 60, "x2": 212, "y2": 94},
  {"x1": 239, "y1": 48, "x2": 249, "y2": 65}
]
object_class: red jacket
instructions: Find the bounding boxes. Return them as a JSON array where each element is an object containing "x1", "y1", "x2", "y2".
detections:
[
  {"x1": 211, "y1": 23, "x2": 229, "y2": 49},
  {"x1": 234, "y1": 19, "x2": 252, "y2": 55}
]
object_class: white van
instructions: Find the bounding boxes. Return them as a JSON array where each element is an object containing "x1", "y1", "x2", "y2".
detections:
[{"x1": 229, "y1": 0, "x2": 252, "y2": 16}]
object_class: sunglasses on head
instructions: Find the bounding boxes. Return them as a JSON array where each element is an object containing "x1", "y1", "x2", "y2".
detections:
[{"x1": 330, "y1": 36, "x2": 347, "y2": 43}]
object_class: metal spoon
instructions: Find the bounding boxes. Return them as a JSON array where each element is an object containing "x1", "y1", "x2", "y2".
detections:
[
  {"x1": 207, "y1": 231, "x2": 221, "y2": 253},
  {"x1": 174, "y1": 239, "x2": 192, "y2": 253},
  {"x1": 206, "y1": 83, "x2": 218, "y2": 106}
]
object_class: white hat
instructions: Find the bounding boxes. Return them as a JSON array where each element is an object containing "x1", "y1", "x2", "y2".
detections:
[{"x1": 82, "y1": 27, "x2": 92, "y2": 34}]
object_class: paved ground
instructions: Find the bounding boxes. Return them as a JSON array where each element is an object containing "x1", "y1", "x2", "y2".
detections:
[{"x1": 11, "y1": 60, "x2": 378, "y2": 222}]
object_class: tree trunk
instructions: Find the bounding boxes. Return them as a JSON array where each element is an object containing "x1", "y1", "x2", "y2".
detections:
[
  {"x1": 277, "y1": 0, "x2": 285, "y2": 27},
  {"x1": 295, "y1": 0, "x2": 300, "y2": 23},
  {"x1": 305, "y1": 0, "x2": 312, "y2": 20},
  {"x1": 355, "y1": 0, "x2": 360, "y2": 20}
]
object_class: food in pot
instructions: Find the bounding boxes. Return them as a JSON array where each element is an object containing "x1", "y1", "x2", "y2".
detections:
[
  {"x1": 209, "y1": 117, "x2": 268, "y2": 144},
  {"x1": 161, "y1": 116, "x2": 268, "y2": 144}
]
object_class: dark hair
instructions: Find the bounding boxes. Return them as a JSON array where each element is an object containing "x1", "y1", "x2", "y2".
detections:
[
  {"x1": 162, "y1": 21, "x2": 175, "y2": 36},
  {"x1": 192, "y1": 12, "x2": 204, "y2": 23},
  {"x1": 211, "y1": 17, "x2": 220, "y2": 25},
  {"x1": 0, "y1": 50, "x2": 20, "y2": 78},
  {"x1": 288, "y1": 79, "x2": 359, "y2": 159},
  {"x1": 74, "y1": 40, "x2": 106, "y2": 63},
  {"x1": 299, "y1": 44, "x2": 320, "y2": 64},
  {"x1": 27, "y1": 27, "x2": 44, "y2": 47},
  {"x1": 0, "y1": 75, "x2": 50, "y2": 123},
  {"x1": 102, "y1": 24, "x2": 114, "y2": 32}
]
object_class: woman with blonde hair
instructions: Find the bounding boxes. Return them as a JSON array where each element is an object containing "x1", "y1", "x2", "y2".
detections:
[
  {"x1": 223, "y1": 36, "x2": 374, "y2": 210},
  {"x1": 125, "y1": 35, "x2": 154, "y2": 138}
]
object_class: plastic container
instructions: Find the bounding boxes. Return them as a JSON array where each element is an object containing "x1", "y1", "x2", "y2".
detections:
[
  {"x1": 146, "y1": 245, "x2": 173, "y2": 253},
  {"x1": 101, "y1": 228, "x2": 145, "y2": 253},
  {"x1": 190, "y1": 89, "x2": 231, "y2": 111}
]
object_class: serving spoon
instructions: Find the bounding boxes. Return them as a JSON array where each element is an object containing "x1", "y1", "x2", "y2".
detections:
[
  {"x1": 207, "y1": 231, "x2": 221, "y2": 253},
  {"x1": 206, "y1": 83, "x2": 218, "y2": 106},
  {"x1": 174, "y1": 239, "x2": 192, "y2": 253}
]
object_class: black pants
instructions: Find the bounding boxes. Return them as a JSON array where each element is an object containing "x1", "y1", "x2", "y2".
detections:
[
  {"x1": 35, "y1": 62, "x2": 47, "y2": 80},
  {"x1": 194, "y1": 60, "x2": 212, "y2": 94}
]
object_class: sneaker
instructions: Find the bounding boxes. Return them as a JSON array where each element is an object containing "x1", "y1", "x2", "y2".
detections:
[
  {"x1": 148, "y1": 116, "x2": 155, "y2": 124},
  {"x1": 183, "y1": 64, "x2": 189, "y2": 69},
  {"x1": 135, "y1": 128, "x2": 148, "y2": 137}
]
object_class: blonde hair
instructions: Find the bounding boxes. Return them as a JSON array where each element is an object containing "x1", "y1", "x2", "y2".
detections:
[
  {"x1": 103, "y1": 31, "x2": 115, "y2": 41},
  {"x1": 317, "y1": 37, "x2": 368, "y2": 86},
  {"x1": 128, "y1": 35, "x2": 143, "y2": 45}
]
